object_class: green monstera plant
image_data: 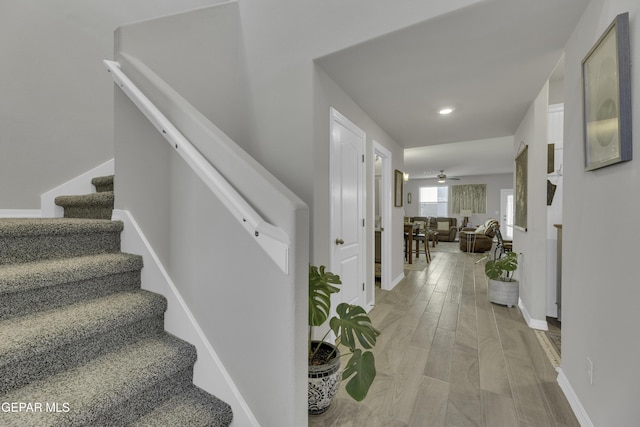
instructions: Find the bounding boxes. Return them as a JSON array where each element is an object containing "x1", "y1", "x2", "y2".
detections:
[
  {"x1": 485, "y1": 250, "x2": 518, "y2": 281},
  {"x1": 308, "y1": 265, "x2": 380, "y2": 401}
]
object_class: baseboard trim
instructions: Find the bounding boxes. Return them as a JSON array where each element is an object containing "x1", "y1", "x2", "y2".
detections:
[
  {"x1": 391, "y1": 272, "x2": 405, "y2": 290},
  {"x1": 557, "y1": 368, "x2": 593, "y2": 427},
  {"x1": 41, "y1": 159, "x2": 114, "y2": 217},
  {"x1": 518, "y1": 298, "x2": 548, "y2": 330},
  {"x1": 113, "y1": 209, "x2": 259, "y2": 427},
  {"x1": 0, "y1": 209, "x2": 42, "y2": 218}
]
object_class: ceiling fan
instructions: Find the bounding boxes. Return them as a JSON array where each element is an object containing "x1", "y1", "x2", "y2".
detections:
[{"x1": 436, "y1": 170, "x2": 460, "y2": 183}]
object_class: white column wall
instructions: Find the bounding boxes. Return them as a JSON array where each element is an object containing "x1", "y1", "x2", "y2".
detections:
[
  {"x1": 561, "y1": 1, "x2": 640, "y2": 425},
  {"x1": 114, "y1": 5, "x2": 309, "y2": 426},
  {"x1": 513, "y1": 83, "x2": 549, "y2": 328}
]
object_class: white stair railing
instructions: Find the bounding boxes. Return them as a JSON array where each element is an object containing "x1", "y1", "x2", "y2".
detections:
[{"x1": 104, "y1": 60, "x2": 290, "y2": 274}]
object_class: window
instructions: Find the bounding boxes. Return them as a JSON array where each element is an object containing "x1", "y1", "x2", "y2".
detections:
[
  {"x1": 505, "y1": 192, "x2": 514, "y2": 240},
  {"x1": 419, "y1": 186, "x2": 448, "y2": 217}
]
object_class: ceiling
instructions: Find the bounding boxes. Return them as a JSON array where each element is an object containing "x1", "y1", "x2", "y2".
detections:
[{"x1": 316, "y1": 0, "x2": 589, "y2": 180}]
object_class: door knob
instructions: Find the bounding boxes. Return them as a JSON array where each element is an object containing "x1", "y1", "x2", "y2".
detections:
[{"x1": 335, "y1": 238, "x2": 345, "y2": 245}]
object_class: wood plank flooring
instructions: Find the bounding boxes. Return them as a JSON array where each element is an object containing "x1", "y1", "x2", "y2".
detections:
[{"x1": 309, "y1": 243, "x2": 578, "y2": 427}]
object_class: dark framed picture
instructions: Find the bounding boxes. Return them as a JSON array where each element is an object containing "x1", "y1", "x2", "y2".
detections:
[
  {"x1": 582, "y1": 12, "x2": 632, "y2": 171},
  {"x1": 547, "y1": 144, "x2": 555, "y2": 174},
  {"x1": 515, "y1": 145, "x2": 528, "y2": 232},
  {"x1": 394, "y1": 170, "x2": 404, "y2": 207}
]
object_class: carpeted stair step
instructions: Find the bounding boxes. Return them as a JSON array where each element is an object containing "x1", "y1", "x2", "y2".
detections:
[
  {"x1": 55, "y1": 191, "x2": 114, "y2": 219},
  {"x1": 0, "y1": 290, "x2": 166, "y2": 395},
  {"x1": 130, "y1": 384, "x2": 233, "y2": 427},
  {"x1": 92, "y1": 174, "x2": 114, "y2": 192},
  {"x1": 0, "y1": 334, "x2": 198, "y2": 426},
  {"x1": 0, "y1": 253, "x2": 143, "y2": 320},
  {"x1": 0, "y1": 218, "x2": 123, "y2": 264}
]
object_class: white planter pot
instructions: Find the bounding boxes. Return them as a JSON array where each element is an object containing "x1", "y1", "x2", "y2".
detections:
[
  {"x1": 487, "y1": 278, "x2": 519, "y2": 307},
  {"x1": 308, "y1": 341, "x2": 341, "y2": 415}
]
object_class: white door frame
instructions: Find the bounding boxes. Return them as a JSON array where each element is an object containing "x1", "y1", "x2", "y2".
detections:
[
  {"x1": 500, "y1": 189, "x2": 514, "y2": 240},
  {"x1": 330, "y1": 107, "x2": 366, "y2": 310},
  {"x1": 373, "y1": 141, "x2": 392, "y2": 292}
]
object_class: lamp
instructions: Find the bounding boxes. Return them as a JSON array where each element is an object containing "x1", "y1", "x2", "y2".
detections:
[{"x1": 460, "y1": 209, "x2": 472, "y2": 227}]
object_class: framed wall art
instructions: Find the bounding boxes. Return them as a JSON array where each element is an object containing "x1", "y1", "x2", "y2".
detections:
[
  {"x1": 582, "y1": 12, "x2": 632, "y2": 171},
  {"x1": 515, "y1": 145, "x2": 528, "y2": 232},
  {"x1": 394, "y1": 169, "x2": 404, "y2": 207}
]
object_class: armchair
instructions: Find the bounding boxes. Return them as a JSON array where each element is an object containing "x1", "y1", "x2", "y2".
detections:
[
  {"x1": 433, "y1": 217, "x2": 457, "y2": 241},
  {"x1": 459, "y1": 219, "x2": 499, "y2": 252}
]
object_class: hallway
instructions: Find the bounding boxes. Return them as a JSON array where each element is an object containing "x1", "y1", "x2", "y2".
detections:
[{"x1": 309, "y1": 243, "x2": 578, "y2": 426}]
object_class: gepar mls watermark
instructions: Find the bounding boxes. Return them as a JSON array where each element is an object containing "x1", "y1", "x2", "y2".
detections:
[{"x1": 1, "y1": 402, "x2": 70, "y2": 413}]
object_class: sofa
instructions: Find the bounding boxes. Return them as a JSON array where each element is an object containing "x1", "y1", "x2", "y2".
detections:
[
  {"x1": 411, "y1": 216, "x2": 457, "y2": 242},
  {"x1": 459, "y1": 219, "x2": 499, "y2": 252}
]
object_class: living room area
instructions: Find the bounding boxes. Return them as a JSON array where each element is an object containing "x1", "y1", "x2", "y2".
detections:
[
  {"x1": 314, "y1": 224, "x2": 575, "y2": 425},
  {"x1": 350, "y1": 169, "x2": 570, "y2": 424},
  {"x1": 337, "y1": 7, "x2": 570, "y2": 418},
  {"x1": 396, "y1": 75, "x2": 566, "y2": 332},
  {"x1": 355, "y1": 3, "x2": 640, "y2": 424},
  {"x1": 402, "y1": 172, "x2": 514, "y2": 246},
  {"x1": 367, "y1": 98, "x2": 567, "y2": 424}
]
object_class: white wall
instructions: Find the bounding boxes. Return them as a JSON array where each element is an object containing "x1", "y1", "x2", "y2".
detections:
[
  {"x1": 114, "y1": 6, "x2": 309, "y2": 426},
  {"x1": 403, "y1": 173, "x2": 514, "y2": 228},
  {"x1": 194, "y1": 0, "x2": 486, "y2": 304},
  {"x1": 233, "y1": 0, "x2": 486, "y2": 263},
  {"x1": 0, "y1": 0, "x2": 229, "y2": 209},
  {"x1": 512, "y1": 83, "x2": 549, "y2": 327},
  {"x1": 0, "y1": 0, "x2": 490, "y2": 296},
  {"x1": 561, "y1": 1, "x2": 640, "y2": 425},
  {"x1": 313, "y1": 66, "x2": 406, "y2": 299}
]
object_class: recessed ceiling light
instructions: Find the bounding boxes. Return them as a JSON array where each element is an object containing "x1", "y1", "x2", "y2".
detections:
[{"x1": 439, "y1": 107, "x2": 454, "y2": 115}]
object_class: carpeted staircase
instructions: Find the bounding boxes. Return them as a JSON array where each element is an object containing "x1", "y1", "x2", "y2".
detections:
[
  {"x1": 0, "y1": 175, "x2": 233, "y2": 426},
  {"x1": 54, "y1": 175, "x2": 115, "y2": 220}
]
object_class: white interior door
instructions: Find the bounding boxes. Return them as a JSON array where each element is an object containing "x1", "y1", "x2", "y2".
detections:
[
  {"x1": 501, "y1": 189, "x2": 514, "y2": 240},
  {"x1": 330, "y1": 108, "x2": 365, "y2": 308}
]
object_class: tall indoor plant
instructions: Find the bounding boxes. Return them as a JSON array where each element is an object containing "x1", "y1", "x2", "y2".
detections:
[
  {"x1": 485, "y1": 251, "x2": 519, "y2": 307},
  {"x1": 308, "y1": 265, "x2": 380, "y2": 414}
]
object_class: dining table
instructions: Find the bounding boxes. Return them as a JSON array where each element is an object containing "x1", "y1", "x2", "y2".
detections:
[{"x1": 404, "y1": 222, "x2": 419, "y2": 264}]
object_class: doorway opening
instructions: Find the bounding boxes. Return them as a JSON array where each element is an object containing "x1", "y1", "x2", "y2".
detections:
[
  {"x1": 500, "y1": 189, "x2": 514, "y2": 240},
  {"x1": 373, "y1": 141, "x2": 392, "y2": 292}
]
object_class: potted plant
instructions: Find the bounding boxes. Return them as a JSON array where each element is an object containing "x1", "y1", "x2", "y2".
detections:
[
  {"x1": 308, "y1": 265, "x2": 380, "y2": 415},
  {"x1": 485, "y1": 251, "x2": 519, "y2": 307}
]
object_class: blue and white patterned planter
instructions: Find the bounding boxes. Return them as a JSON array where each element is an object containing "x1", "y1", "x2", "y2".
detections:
[{"x1": 308, "y1": 341, "x2": 341, "y2": 415}]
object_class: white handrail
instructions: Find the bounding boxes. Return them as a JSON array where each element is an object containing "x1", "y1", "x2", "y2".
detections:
[{"x1": 104, "y1": 60, "x2": 290, "y2": 274}]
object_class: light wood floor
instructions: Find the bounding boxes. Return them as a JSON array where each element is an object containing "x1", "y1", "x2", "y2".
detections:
[{"x1": 309, "y1": 243, "x2": 579, "y2": 427}]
